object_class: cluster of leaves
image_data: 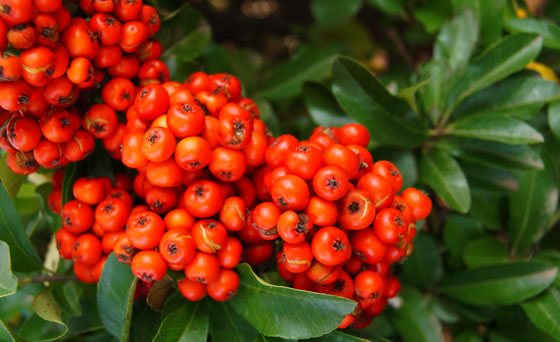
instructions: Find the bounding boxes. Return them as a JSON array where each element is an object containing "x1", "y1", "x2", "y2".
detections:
[{"x1": 2, "y1": 0, "x2": 560, "y2": 341}]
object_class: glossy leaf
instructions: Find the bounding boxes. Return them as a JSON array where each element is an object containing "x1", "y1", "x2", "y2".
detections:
[
  {"x1": 97, "y1": 254, "x2": 137, "y2": 341},
  {"x1": 443, "y1": 215, "x2": 485, "y2": 259},
  {"x1": 439, "y1": 138, "x2": 544, "y2": 170},
  {"x1": 535, "y1": 251, "x2": 560, "y2": 288},
  {"x1": 462, "y1": 162, "x2": 518, "y2": 193},
  {"x1": 0, "y1": 182, "x2": 41, "y2": 272},
  {"x1": 331, "y1": 57, "x2": 427, "y2": 148},
  {"x1": 452, "y1": 0, "x2": 506, "y2": 45},
  {"x1": 366, "y1": 0, "x2": 404, "y2": 15},
  {"x1": 0, "y1": 154, "x2": 24, "y2": 197},
  {"x1": 210, "y1": 302, "x2": 258, "y2": 342},
  {"x1": 389, "y1": 287, "x2": 444, "y2": 342},
  {"x1": 303, "y1": 82, "x2": 352, "y2": 127},
  {"x1": 153, "y1": 300, "x2": 209, "y2": 342},
  {"x1": 451, "y1": 34, "x2": 543, "y2": 106},
  {"x1": 463, "y1": 237, "x2": 508, "y2": 269},
  {"x1": 61, "y1": 163, "x2": 79, "y2": 205},
  {"x1": 434, "y1": 10, "x2": 478, "y2": 73},
  {"x1": 0, "y1": 319, "x2": 13, "y2": 342},
  {"x1": 521, "y1": 288, "x2": 560, "y2": 339},
  {"x1": 420, "y1": 60, "x2": 453, "y2": 124},
  {"x1": 402, "y1": 235, "x2": 443, "y2": 288},
  {"x1": 456, "y1": 75, "x2": 560, "y2": 119},
  {"x1": 548, "y1": 100, "x2": 560, "y2": 140},
  {"x1": 413, "y1": 0, "x2": 452, "y2": 33},
  {"x1": 419, "y1": 148, "x2": 470, "y2": 213},
  {"x1": 51, "y1": 282, "x2": 82, "y2": 317},
  {"x1": 157, "y1": 5, "x2": 211, "y2": 61},
  {"x1": 260, "y1": 46, "x2": 338, "y2": 101},
  {"x1": 509, "y1": 167, "x2": 559, "y2": 254},
  {"x1": 0, "y1": 241, "x2": 16, "y2": 298},
  {"x1": 311, "y1": 0, "x2": 363, "y2": 24},
  {"x1": 230, "y1": 263, "x2": 355, "y2": 339},
  {"x1": 448, "y1": 114, "x2": 543, "y2": 145},
  {"x1": 505, "y1": 18, "x2": 560, "y2": 50},
  {"x1": 441, "y1": 262, "x2": 557, "y2": 306},
  {"x1": 397, "y1": 78, "x2": 430, "y2": 114}
]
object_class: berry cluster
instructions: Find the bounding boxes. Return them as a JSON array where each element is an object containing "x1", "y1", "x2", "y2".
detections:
[
  {"x1": 0, "y1": 0, "x2": 162, "y2": 173},
  {"x1": 261, "y1": 126, "x2": 432, "y2": 327}
]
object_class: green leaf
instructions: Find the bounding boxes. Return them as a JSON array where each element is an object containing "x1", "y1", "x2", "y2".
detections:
[
  {"x1": 255, "y1": 99, "x2": 281, "y2": 136},
  {"x1": 452, "y1": 0, "x2": 506, "y2": 46},
  {"x1": 448, "y1": 114, "x2": 544, "y2": 145},
  {"x1": 535, "y1": 251, "x2": 560, "y2": 288},
  {"x1": 441, "y1": 262, "x2": 558, "y2": 306},
  {"x1": 439, "y1": 138, "x2": 544, "y2": 170},
  {"x1": 509, "y1": 167, "x2": 559, "y2": 254},
  {"x1": 413, "y1": 0, "x2": 452, "y2": 33},
  {"x1": 397, "y1": 78, "x2": 430, "y2": 114},
  {"x1": 331, "y1": 57, "x2": 427, "y2": 148},
  {"x1": 0, "y1": 154, "x2": 24, "y2": 197},
  {"x1": 456, "y1": 75, "x2": 560, "y2": 119},
  {"x1": 303, "y1": 82, "x2": 352, "y2": 127},
  {"x1": 451, "y1": 34, "x2": 543, "y2": 106},
  {"x1": 210, "y1": 302, "x2": 258, "y2": 342},
  {"x1": 153, "y1": 300, "x2": 209, "y2": 342},
  {"x1": 309, "y1": 330, "x2": 384, "y2": 341},
  {"x1": 402, "y1": 235, "x2": 443, "y2": 288},
  {"x1": 0, "y1": 241, "x2": 16, "y2": 298},
  {"x1": 420, "y1": 60, "x2": 453, "y2": 124},
  {"x1": 366, "y1": 0, "x2": 405, "y2": 15},
  {"x1": 495, "y1": 305, "x2": 557, "y2": 342},
  {"x1": 548, "y1": 100, "x2": 560, "y2": 140},
  {"x1": 521, "y1": 288, "x2": 560, "y2": 339},
  {"x1": 61, "y1": 163, "x2": 79, "y2": 205},
  {"x1": 389, "y1": 287, "x2": 444, "y2": 342},
  {"x1": 462, "y1": 162, "x2": 518, "y2": 193},
  {"x1": 419, "y1": 148, "x2": 470, "y2": 213},
  {"x1": 157, "y1": 5, "x2": 211, "y2": 62},
  {"x1": 434, "y1": 11, "x2": 478, "y2": 74},
  {"x1": 26, "y1": 290, "x2": 69, "y2": 341},
  {"x1": 463, "y1": 237, "x2": 508, "y2": 269},
  {"x1": 0, "y1": 319, "x2": 14, "y2": 342},
  {"x1": 51, "y1": 282, "x2": 82, "y2": 317},
  {"x1": 469, "y1": 191, "x2": 506, "y2": 230},
  {"x1": 443, "y1": 215, "x2": 485, "y2": 259},
  {"x1": 0, "y1": 182, "x2": 41, "y2": 272},
  {"x1": 97, "y1": 254, "x2": 137, "y2": 341},
  {"x1": 505, "y1": 18, "x2": 560, "y2": 50},
  {"x1": 230, "y1": 264, "x2": 356, "y2": 339},
  {"x1": 311, "y1": 0, "x2": 363, "y2": 24},
  {"x1": 130, "y1": 302, "x2": 161, "y2": 342},
  {"x1": 260, "y1": 46, "x2": 338, "y2": 101}
]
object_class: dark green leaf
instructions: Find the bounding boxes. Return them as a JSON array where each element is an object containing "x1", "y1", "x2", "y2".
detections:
[
  {"x1": 389, "y1": 287, "x2": 444, "y2": 342},
  {"x1": 495, "y1": 305, "x2": 557, "y2": 342},
  {"x1": 308, "y1": 330, "x2": 383, "y2": 341},
  {"x1": 35, "y1": 183, "x2": 61, "y2": 233},
  {"x1": 413, "y1": 0, "x2": 452, "y2": 33},
  {"x1": 97, "y1": 254, "x2": 137, "y2": 341},
  {"x1": 451, "y1": 302, "x2": 497, "y2": 323},
  {"x1": 0, "y1": 154, "x2": 24, "y2": 197},
  {"x1": 451, "y1": 34, "x2": 543, "y2": 106},
  {"x1": 456, "y1": 75, "x2": 560, "y2": 119},
  {"x1": 0, "y1": 241, "x2": 16, "y2": 298},
  {"x1": 455, "y1": 330, "x2": 483, "y2": 342},
  {"x1": 210, "y1": 302, "x2": 258, "y2": 342},
  {"x1": 255, "y1": 99, "x2": 281, "y2": 136},
  {"x1": 469, "y1": 191, "x2": 506, "y2": 230},
  {"x1": 311, "y1": 0, "x2": 363, "y2": 24},
  {"x1": 548, "y1": 100, "x2": 560, "y2": 140},
  {"x1": 430, "y1": 298, "x2": 460, "y2": 324},
  {"x1": 434, "y1": 11, "x2": 478, "y2": 73},
  {"x1": 24, "y1": 290, "x2": 69, "y2": 341},
  {"x1": 61, "y1": 163, "x2": 79, "y2": 205},
  {"x1": 448, "y1": 114, "x2": 543, "y2": 145},
  {"x1": 397, "y1": 78, "x2": 430, "y2": 114},
  {"x1": 443, "y1": 215, "x2": 485, "y2": 259},
  {"x1": 230, "y1": 264, "x2": 355, "y2": 339},
  {"x1": 452, "y1": 0, "x2": 506, "y2": 45},
  {"x1": 157, "y1": 5, "x2": 210, "y2": 62},
  {"x1": 153, "y1": 300, "x2": 209, "y2": 342},
  {"x1": 87, "y1": 143, "x2": 114, "y2": 180},
  {"x1": 332, "y1": 57, "x2": 427, "y2": 148},
  {"x1": 535, "y1": 251, "x2": 560, "y2": 287},
  {"x1": 130, "y1": 302, "x2": 162, "y2": 342},
  {"x1": 402, "y1": 235, "x2": 443, "y2": 288},
  {"x1": 303, "y1": 82, "x2": 352, "y2": 127},
  {"x1": 439, "y1": 138, "x2": 544, "y2": 170},
  {"x1": 0, "y1": 319, "x2": 13, "y2": 342},
  {"x1": 521, "y1": 288, "x2": 560, "y2": 339},
  {"x1": 51, "y1": 282, "x2": 81, "y2": 317},
  {"x1": 0, "y1": 183, "x2": 41, "y2": 272},
  {"x1": 505, "y1": 18, "x2": 560, "y2": 50},
  {"x1": 260, "y1": 46, "x2": 338, "y2": 101},
  {"x1": 441, "y1": 262, "x2": 557, "y2": 306},
  {"x1": 462, "y1": 162, "x2": 518, "y2": 193},
  {"x1": 366, "y1": 0, "x2": 405, "y2": 15},
  {"x1": 509, "y1": 167, "x2": 558, "y2": 254},
  {"x1": 463, "y1": 237, "x2": 508, "y2": 269},
  {"x1": 420, "y1": 60, "x2": 453, "y2": 124},
  {"x1": 419, "y1": 148, "x2": 470, "y2": 213}
]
